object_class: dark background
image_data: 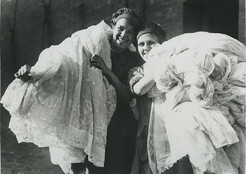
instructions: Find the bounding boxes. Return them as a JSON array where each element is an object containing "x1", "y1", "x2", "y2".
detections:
[{"x1": 1, "y1": 0, "x2": 245, "y2": 173}]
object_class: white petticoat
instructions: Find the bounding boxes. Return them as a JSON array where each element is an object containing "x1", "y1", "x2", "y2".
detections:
[{"x1": 1, "y1": 21, "x2": 116, "y2": 173}]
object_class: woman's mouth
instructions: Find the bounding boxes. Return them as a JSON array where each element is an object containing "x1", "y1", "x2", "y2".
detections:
[
  {"x1": 142, "y1": 52, "x2": 149, "y2": 59},
  {"x1": 117, "y1": 37, "x2": 128, "y2": 45},
  {"x1": 143, "y1": 51, "x2": 149, "y2": 56}
]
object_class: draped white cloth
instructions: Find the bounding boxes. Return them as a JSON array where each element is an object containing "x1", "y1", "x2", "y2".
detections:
[
  {"x1": 145, "y1": 32, "x2": 246, "y2": 174},
  {"x1": 1, "y1": 21, "x2": 117, "y2": 173}
]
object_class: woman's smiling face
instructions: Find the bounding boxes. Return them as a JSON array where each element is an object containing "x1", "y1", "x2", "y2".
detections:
[
  {"x1": 111, "y1": 18, "x2": 135, "y2": 50},
  {"x1": 137, "y1": 33, "x2": 159, "y2": 61}
]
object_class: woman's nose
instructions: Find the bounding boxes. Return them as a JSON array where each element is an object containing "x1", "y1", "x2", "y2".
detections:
[{"x1": 143, "y1": 44, "x2": 150, "y2": 51}]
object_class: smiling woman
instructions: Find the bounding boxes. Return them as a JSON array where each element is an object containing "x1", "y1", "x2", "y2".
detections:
[
  {"x1": 89, "y1": 8, "x2": 144, "y2": 174},
  {"x1": 128, "y1": 23, "x2": 172, "y2": 174},
  {"x1": 111, "y1": 18, "x2": 135, "y2": 50},
  {"x1": 137, "y1": 23, "x2": 166, "y2": 61},
  {"x1": 137, "y1": 33, "x2": 159, "y2": 61}
]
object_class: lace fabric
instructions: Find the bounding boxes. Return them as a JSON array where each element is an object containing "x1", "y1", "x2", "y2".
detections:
[
  {"x1": 144, "y1": 32, "x2": 246, "y2": 174},
  {"x1": 1, "y1": 21, "x2": 117, "y2": 172}
]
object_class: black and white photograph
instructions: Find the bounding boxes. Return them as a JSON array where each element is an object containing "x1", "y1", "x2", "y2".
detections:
[{"x1": 1, "y1": 0, "x2": 245, "y2": 174}]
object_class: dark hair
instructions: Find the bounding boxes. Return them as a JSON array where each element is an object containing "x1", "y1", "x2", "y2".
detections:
[
  {"x1": 137, "y1": 23, "x2": 167, "y2": 43},
  {"x1": 110, "y1": 7, "x2": 143, "y2": 33}
]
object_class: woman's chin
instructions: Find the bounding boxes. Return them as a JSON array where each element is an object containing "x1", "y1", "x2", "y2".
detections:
[
  {"x1": 117, "y1": 41, "x2": 130, "y2": 49},
  {"x1": 142, "y1": 54, "x2": 148, "y2": 61}
]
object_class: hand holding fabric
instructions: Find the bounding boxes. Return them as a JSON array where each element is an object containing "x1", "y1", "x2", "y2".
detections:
[
  {"x1": 90, "y1": 54, "x2": 110, "y2": 74},
  {"x1": 14, "y1": 64, "x2": 32, "y2": 81}
]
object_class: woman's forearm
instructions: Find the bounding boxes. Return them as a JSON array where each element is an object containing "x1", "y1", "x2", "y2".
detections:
[
  {"x1": 104, "y1": 68, "x2": 131, "y2": 103},
  {"x1": 133, "y1": 75, "x2": 155, "y2": 96},
  {"x1": 90, "y1": 54, "x2": 134, "y2": 103}
]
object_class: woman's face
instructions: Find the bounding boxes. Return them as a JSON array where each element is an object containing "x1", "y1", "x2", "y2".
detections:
[
  {"x1": 137, "y1": 33, "x2": 159, "y2": 61},
  {"x1": 111, "y1": 18, "x2": 135, "y2": 50}
]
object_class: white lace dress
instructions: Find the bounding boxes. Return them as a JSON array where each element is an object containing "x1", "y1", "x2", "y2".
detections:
[
  {"x1": 145, "y1": 32, "x2": 246, "y2": 174},
  {"x1": 1, "y1": 21, "x2": 117, "y2": 173}
]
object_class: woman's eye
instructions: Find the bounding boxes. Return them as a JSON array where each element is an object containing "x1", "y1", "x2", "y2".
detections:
[
  {"x1": 138, "y1": 43, "x2": 144, "y2": 47},
  {"x1": 149, "y1": 41, "x2": 155, "y2": 45}
]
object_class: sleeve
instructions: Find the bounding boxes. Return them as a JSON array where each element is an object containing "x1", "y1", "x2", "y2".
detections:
[
  {"x1": 128, "y1": 66, "x2": 144, "y2": 94},
  {"x1": 128, "y1": 66, "x2": 144, "y2": 121}
]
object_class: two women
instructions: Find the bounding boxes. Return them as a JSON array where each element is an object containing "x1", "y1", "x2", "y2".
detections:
[{"x1": 3, "y1": 6, "x2": 245, "y2": 174}]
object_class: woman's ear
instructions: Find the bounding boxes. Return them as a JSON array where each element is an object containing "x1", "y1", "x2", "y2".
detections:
[
  {"x1": 110, "y1": 22, "x2": 116, "y2": 29},
  {"x1": 107, "y1": 33, "x2": 113, "y2": 44}
]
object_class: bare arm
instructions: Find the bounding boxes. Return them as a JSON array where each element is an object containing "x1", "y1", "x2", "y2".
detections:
[
  {"x1": 103, "y1": 68, "x2": 131, "y2": 103},
  {"x1": 133, "y1": 75, "x2": 155, "y2": 96},
  {"x1": 91, "y1": 54, "x2": 131, "y2": 103}
]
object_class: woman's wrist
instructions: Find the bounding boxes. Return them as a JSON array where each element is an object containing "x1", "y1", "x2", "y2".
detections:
[
  {"x1": 104, "y1": 68, "x2": 121, "y2": 86},
  {"x1": 103, "y1": 66, "x2": 112, "y2": 76}
]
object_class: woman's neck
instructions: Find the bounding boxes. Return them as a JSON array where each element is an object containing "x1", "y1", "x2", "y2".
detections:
[{"x1": 110, "y1": 42, "x2": 127, "y2": 54}]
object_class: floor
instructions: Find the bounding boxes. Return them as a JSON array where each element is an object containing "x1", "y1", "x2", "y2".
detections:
[{"x1": 1, "y1": 108, "x2": 64, "y2": 174}]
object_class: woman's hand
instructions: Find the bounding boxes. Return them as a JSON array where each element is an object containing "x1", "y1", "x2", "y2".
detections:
[
  {"x1": 91, "y1": 54, "x2": 130, "y2": 103},
  {"x1": 90, "y1": 54, "x2": 110, "y2": 74},
  {"x1": 14, "y1": 64, "x2": 32, "y2": 81}
]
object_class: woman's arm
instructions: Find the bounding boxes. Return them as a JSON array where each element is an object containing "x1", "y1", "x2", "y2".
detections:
[
  {"x1": 104, "y1": 68, "x2": 132, "y2": 103},
  {"x1": 91, "y1": 54, "x2": 131, "y2": 103},
  {"x1": 133, "y1": 75, "x2": 155, "y2": 96}
]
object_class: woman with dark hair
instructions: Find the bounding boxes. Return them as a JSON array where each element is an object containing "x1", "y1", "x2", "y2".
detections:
[
  {"x1": 129, "y1": 23, "x2": 167, "y2": 174},
  {"x1": 87, "y1": 7, "x2": 144, "y2": 174},
  {"x1": 129, "y1": 23, "x2": 194, "y2": 174},
  {"x1": 1, "y1": 7, "x2": 143, "y2": 174}
]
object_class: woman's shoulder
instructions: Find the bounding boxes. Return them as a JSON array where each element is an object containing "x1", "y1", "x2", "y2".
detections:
[{"x1": 129, "y1": 66, "x2": 144, "y2": 77}]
